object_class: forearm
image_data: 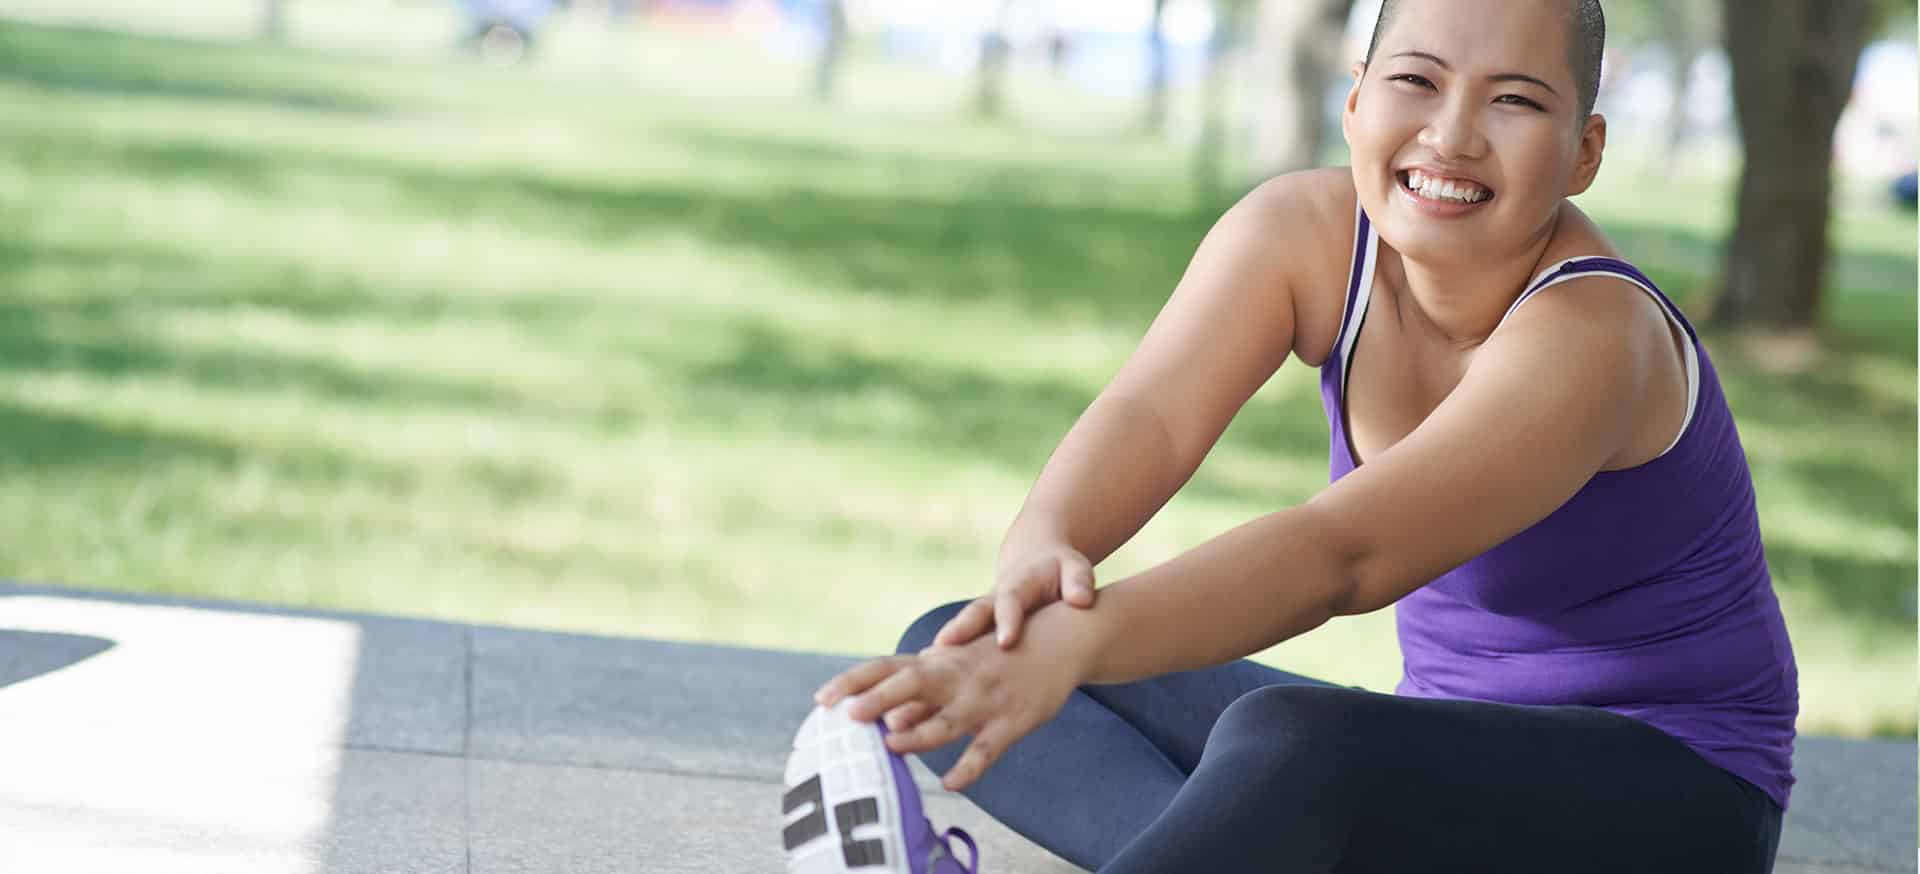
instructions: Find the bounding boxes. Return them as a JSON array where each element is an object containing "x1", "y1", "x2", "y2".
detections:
[
  {"x1": 1071, "y1": 504, "x2": 1360, "y2": 685},
  {"x1": 1000, "y1": 392, "x2": 1191, "y2": 570}
]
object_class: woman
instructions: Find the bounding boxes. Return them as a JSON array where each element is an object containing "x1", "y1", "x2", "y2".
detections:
[{"x1": 786, "y1": 0, "x2": 1796, "y2": 871}]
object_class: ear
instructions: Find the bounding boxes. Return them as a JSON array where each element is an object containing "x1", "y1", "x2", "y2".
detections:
[
  {"x1": 1565, "y1": 113, "x2": 1606, "y2": 196},
  {"x1": 1341, "y1": 61, "x2": 1367, "y2": 147}
]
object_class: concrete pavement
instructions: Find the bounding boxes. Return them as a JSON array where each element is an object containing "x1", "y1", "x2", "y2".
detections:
[{"x1": 0, "y1": 581, "x2": 1910, "y2": 873}]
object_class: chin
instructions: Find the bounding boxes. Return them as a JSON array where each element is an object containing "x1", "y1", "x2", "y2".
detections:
[{"x1": 1373, "y1": 213, "x2": 1498, "y2": 265}]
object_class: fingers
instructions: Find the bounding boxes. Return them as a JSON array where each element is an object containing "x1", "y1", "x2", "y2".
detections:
[
  {"x1": 813, "y1": 657, "x2": 909, "y2": 709},
  {"x1": 845, "y1": 663, "x2": 930, "y2": 724},
  {"x1": 994, "y1": 581, "x2": 1049, "y2": 648},
  {"x1": 884, "y1": 708, "x2": 965, "y2": 755},
  {"x1": 1060, "y1": 553, "x2": 1096, "y2": 607},
  {"x1": 882, "y1": 701, "x2": 934, "y2": 733},
  {"x1": 932, "y1": 597, "x2": 994, "y2": 647},
  {"x1": 941, "y1": 724, "x2": 1012, "y2": 792}
]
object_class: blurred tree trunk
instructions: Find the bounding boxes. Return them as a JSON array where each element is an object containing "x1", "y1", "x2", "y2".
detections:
[
  {"x1": 1246, "y1": 0, "x2": 1354, "y2": 180},
  {"x1": 974, "y1": 0, "x2": 1016, "y2": 120},
  {"x1": 261, "y1": 0, "x2": 287, "y2": 42},
  {"x1": 1712, "y1": 0, "x2": 1872, "y2": 329},
  {"x1": 1194, "y1": 0, "x2": 1255, "y2": 195},
  {"x1": 1144, "y1": 0, "x2": 1171, "y2": 135},
  {"x1": 1657, "y1": 4, "x2": 1720, "y2": 178},
  {"x1": 813, "y1": 0, "x2": 848, "y2": 104},
  {"x1": 1658, "y1": 47, "x2": 1694, "y2": 177}
]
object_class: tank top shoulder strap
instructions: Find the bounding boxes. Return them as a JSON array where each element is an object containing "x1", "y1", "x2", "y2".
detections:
[
  {"x1": 1500, "y1": 256, "x2": 1703, "y2": 459},
  {"x1": 1503, "y1": 256, "x2": 1701, "y2": 344},
  {"x1": 1333, "y1": 203, "x2": 1380, "y2": 373}
]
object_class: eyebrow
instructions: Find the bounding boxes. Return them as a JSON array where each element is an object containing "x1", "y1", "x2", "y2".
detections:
[{"x1": 1391, "y1": 50, "x2": 1560, "y2": 96}]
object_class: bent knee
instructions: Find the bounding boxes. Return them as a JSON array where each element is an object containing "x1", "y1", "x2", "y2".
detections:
[
  {"x1": 895, "y1": 599, "x2": 972, "y2": 655},
  {"x1": 1212, "y1": 684, "x2": 1379, "y2": 758}
]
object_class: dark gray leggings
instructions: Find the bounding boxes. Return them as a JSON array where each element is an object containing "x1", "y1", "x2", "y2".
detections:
[{"x1": 898, "y1": 601, "x2": 1783, "y2": 873}]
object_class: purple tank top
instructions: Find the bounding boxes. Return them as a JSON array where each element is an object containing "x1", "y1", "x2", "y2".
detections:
[{"x1": 1319, "y1": 207, "x2": 1799, "y2": 811}]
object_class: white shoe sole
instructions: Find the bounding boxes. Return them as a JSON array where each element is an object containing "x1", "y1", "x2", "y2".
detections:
[{"x1": 782, "y1": 699, "x2": 912, "y2": 874}]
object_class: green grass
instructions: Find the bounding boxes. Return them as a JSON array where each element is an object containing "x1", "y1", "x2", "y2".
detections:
[{"x1": 0, "y1": 6, "x2": 1911, "y2": 738}]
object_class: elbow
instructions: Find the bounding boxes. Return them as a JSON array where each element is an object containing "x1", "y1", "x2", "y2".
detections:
[
  {"x1": 1332, "y1": 559, "x2": 1393, "y2": 617},
  {"x1": 1289, "y1": 504, "x2": 1375, "y2": 618},
  {"x1": 1332, "y1": 546, "x2": 1435, "y2": 616}
]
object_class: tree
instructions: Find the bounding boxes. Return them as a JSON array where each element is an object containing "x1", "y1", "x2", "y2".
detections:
[
  {"x1": 1604, "y1": 1, "x2": 1723, "y2": 176},
  {"x1": 974, "y1": 0, "x2": 1017, "y2": 120},
  {"x1": 1655, "y1": 5, "x2": 1721, "y2": 177},
  {"x1": 1711, "y1": 0, "x2": 1878, "y2": 328},
  {"x1": 813, "y1": 0, "x2": 849, "y2": 104},
  {"x1": 1144, "y1": 0, "x2": 1172, "y2": 135},
  {"x1": 1194, "y1": 0, "x2": 1256, "y2": 194},
  {"x1": 1246, "y1": 0, "x2": 1355, "y2": 180},
  {"x1": 261, "y1": 0, "x2": 287, "y2": 42}
]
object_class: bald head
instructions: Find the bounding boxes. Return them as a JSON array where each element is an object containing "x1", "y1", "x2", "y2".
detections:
[{"x1": 1365, "y1": 0, "x2": 1606, "y2": 118}]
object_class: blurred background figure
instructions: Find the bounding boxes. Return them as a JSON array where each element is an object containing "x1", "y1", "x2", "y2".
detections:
[
  {"x1": 456, "y1": 0, "x2": 557, "y2": 65},
  {"x1": 0, "y1": 0, "x2": 1909, "y2": 744}
]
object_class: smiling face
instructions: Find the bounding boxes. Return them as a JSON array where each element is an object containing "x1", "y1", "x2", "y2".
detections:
[{"x1": 1342, "y1": 0, "x2": 1606, "y2": 265}]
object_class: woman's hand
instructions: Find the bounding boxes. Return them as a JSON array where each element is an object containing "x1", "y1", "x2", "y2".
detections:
[
  {"x1": 933, "y1": 542, "x2": 1097, "y2": 650},
  {"x1": 814, "y1": 604, "x2": 1098, "y2": 791}
]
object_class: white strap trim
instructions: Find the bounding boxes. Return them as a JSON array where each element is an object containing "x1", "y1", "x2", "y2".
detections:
[
  {"x1": 1338, "y1": 209, "x2": 1379, "y2": 397},
  {"x1": 1503, "y1": 268, "x2": 1701, "y2": 459},
  {"x1": 1499, "y1": 256, "x2": 1593, "y2": 325}
]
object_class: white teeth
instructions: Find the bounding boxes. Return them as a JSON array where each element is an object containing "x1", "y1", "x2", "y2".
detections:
[{"x1": 1405, "y1": 170, "x2": 1488, "y2": 204}]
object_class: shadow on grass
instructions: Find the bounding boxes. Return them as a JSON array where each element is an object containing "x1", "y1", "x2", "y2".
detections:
[
  {"x1": 651, "y1": 121, "x2": 1172, "y2": 206},
  {"x1": 0, "y1": 240, "x2": 524, "y2": 415},
  {"x1": 0, "y1": 392, "x2": 244, "y2": 475},
  {"x1": 1605, "y1": 223, "x2": 1919, "y2": 316},
  {"x1": 1763, "y1": 542, "x2": 1915, "y2": 639},
  {"x1": 0, "y1": 20, "x2": 387, "y2": 115},
  {"x1": 679, "y1": 317, "x2": 1327, "y2": 509},
  {"x1": 0, "y1": 104, "x2": 1204, "y2": 331}
]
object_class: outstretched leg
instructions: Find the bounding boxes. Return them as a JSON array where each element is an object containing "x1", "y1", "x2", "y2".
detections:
[
  {"x1": 895, "y1": 601, "x2": 1346, "y2": 870},
  {"x1": 1098, "y1": 683, "x2": 1783, "y2": 874}
]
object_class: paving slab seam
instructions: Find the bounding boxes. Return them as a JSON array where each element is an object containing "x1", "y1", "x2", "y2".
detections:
[
  {"x1": 1774, "y1": 864, "x2": 1911, "y2": 874},
  {"x1": 335, "y1": 741, "x2": 830, "y2": 790},
  {"x1": 1772, "y1": 856, "x2": 1912, "y2": 872},
  {"x1": 473, "y1": 756, "x2": 786, "y2": 787},
  {"x1": 463, "y1": 626, "x2": 474, "y2": 874}
]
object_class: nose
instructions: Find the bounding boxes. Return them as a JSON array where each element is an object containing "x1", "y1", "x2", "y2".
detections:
[{"x1": 1417, "y1": 96, "x2": 1486, "y2": 160}]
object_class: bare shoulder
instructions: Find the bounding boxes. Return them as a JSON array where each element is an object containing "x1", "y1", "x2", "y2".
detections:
[
  {"x1": 1501, "y1": 201, "x2": 1661, "y2": 336},
  {"x1": 1488, "y1": 202, "x2": 1679, "y2": 446},
  {"x1": 1230, "y1": 167, "x2": 1358, "y2": 369}
]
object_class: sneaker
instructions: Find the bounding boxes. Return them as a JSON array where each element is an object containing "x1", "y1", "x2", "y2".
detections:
[{"x1": 782, "y1": 698, "x2": 980, "y2": 874}]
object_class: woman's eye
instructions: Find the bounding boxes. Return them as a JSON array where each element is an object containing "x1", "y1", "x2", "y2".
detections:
[{"x1": 1388, "y1": 74, "x2": 1435, "y2": 89}]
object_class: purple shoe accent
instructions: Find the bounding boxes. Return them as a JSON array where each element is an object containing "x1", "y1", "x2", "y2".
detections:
[
  {"x1": 873, "y1": 719, "x2": 939, "y2": 874},
  {"x1": 873, "y1": 720, "x2": 980, "y2": 874},
  {"x1": 934, "y1": 826, "x2": 980, "y2": 874}
]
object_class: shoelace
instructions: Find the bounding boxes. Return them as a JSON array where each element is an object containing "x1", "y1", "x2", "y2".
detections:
[{"x1": 924, "y1": 824, "x2": 979, "y2": 874}]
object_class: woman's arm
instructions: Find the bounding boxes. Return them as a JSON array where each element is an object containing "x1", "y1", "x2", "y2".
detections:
[
  {"x1": 818, "y1": 232, "x2": 1675, "y2": 793},
  {"x1": 944, "y1": 169, "x2": 1353, "y2": 647},
  {"x1": 1072, "y1": 273, "x2": 1665, "y2": 684}
]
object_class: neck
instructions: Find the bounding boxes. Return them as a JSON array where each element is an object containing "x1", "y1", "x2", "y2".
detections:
[{"x1": 1382, "y1": 209, "x2": 1562, "y2": 349}]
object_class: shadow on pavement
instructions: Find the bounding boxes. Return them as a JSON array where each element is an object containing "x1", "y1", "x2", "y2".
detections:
[{"x1": 0, "y1": 628, "x2": 115, "y2": 688}]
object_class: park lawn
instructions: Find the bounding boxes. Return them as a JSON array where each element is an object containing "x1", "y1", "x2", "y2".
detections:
[{"x1": 0, "y1": 10, "x2": 1911, "y2": 738}]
